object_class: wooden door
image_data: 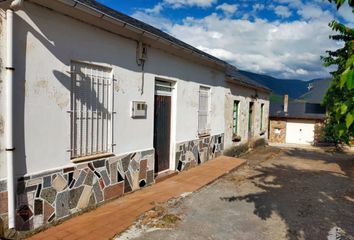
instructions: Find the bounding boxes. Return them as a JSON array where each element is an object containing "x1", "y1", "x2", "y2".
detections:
[{"x1": 153, "y1": 95, "x2": 171, "y2": 173}]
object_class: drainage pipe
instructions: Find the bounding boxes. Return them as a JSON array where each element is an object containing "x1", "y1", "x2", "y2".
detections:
[
  {"x1": 5, "y1": 0, "x2": 23, "y2": 229},
  {"x1": 5, "y1": 8, "x2": 15, "y2": 230}
]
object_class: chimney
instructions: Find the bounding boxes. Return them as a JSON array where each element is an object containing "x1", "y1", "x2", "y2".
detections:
[{"x1": 283, "y1": 94, "x2": 288, "y2": 113}]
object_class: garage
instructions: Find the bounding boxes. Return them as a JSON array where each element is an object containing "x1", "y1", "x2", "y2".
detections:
[{"x1": 285, "y1": 120, "x2": 315, "y2": 144}]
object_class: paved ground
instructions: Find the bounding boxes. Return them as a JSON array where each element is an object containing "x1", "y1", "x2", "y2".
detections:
[
  {"x1": 116, "y1": 146, "x2": 354, "y2": 240},
  {"x1": 28, "y1": 156, "x2": 245, "y2": 240}
]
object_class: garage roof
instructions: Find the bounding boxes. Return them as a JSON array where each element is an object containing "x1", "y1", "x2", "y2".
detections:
[{"x1": 270, "y1": 102, "x2": 326, "y2": 120}]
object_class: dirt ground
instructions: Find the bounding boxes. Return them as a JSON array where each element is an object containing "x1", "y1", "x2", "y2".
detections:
[{"x1": 115, "y1": 146, "x2": 354, "y2": 240}]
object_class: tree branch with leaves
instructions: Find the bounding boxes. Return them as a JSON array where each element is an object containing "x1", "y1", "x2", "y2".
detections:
[{"x1": 321, "y1": 0, "x2": 354, "y2": 145}]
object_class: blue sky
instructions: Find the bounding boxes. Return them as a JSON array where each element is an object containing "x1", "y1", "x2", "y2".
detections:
[{"x1": 97, "y1": 0, "x2": 353, "y2": 80}]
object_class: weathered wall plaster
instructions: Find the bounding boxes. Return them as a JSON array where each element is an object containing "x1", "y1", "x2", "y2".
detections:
[
  {"x1": 224, "y1": 83, "x2": 269, "y2": 150},
  {"x1": 0, "y1": 2, "x2": 226, "y2": 179}
]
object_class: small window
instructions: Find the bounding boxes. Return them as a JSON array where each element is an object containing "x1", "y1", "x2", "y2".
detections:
[
  {"x1": 155, "y1": 80, "x2": 173, "y2": 93},
  {"x1": 233, "y1": 100, "x2": 240, "y2": 135},
  {"x1": 260, "y1": 103, "x2": 264, "y2": 131},
  {"x1": 70, "y1": 61, "x2": 113, "y2": 159},
  {"x1": 198, "y1": 86, "x2": 210, "y2": 135}
]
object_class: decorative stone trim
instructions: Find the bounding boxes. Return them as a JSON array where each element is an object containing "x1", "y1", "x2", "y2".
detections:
[
  {"x1": 175, "y1": 133, "x2": 224, "y2": 172},
  {"x1": 0, "y1": 149, "x2": 154, "y2": 232}
]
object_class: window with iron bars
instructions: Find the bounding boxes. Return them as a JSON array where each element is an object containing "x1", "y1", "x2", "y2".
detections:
[
  {"x1": 70, "y1": 61, "x2": 113, "y2": 159},
  {"x1": 198, "y1": 86, "x2": 210, "y2": 135}
]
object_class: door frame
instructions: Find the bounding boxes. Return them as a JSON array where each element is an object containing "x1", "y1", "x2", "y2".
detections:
[
  {"x1": 248, "y1": 101, "x2": 254, "y2": 139},
  {"x1": 153, "y1": 78, "x2": 177, "y2": 174}
]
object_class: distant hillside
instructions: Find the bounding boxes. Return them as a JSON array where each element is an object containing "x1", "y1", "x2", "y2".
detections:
[
  {"x1": 239, "y1": 70, "x2": 316, "y2": 99},
  {"x1": 239, "y1": 70, "x2": 332, "y2": 103}
]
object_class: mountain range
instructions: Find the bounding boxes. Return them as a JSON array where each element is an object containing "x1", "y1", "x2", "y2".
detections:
[{"x1": 239, "y1": 70, "x2": 332, "y2": 103}]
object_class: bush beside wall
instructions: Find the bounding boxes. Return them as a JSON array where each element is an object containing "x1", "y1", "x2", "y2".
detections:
[
  {"x1": 250, "y1": 138, "x2": 267, "y2": 149},
  {"x1": 223, "y1": 143, "x2": 249, "y2": 157},
  {"x1": 224, "y1": 138, "x2": 267, "y2": 157}
]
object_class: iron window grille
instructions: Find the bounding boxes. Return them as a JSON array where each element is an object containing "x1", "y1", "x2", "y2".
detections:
[
  {"x1": 70, "y1": 61, "x2": 113, "y2": 159},
  {"x1": 198, "y1": 86, "x2": 210, "y2": 135}
]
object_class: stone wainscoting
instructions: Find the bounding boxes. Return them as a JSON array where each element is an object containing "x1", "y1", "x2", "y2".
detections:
[
  {"x1": 314, "y1": 120, "x2": 325, "y2": 144},
  {"x1": 175, "y1": 134, "x2": 224, "y2": 172},
  {"x1": 0, "y1": 149, "x2": 154, "y2": 232},
  {"x1": 269, "y1": 119, "x2": 287, "y2": 144}
]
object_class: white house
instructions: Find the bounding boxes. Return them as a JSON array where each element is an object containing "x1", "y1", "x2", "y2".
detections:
[{"x1": 0, "y1": 0, "x2": 270, "y2": 235}]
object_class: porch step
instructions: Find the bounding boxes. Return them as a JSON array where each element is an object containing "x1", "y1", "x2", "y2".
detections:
[{"x1": 155, "y1": 170, "x2": 178, "y2": 183}]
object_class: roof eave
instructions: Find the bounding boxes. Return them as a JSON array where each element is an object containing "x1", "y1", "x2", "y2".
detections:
[
  {"x1": 269, "y1": 115, "x2": 326, "y2": 121},
  {"x1": 225, "y1": 75, "x2": 272, "y2": 93},
  {"x1": 51, "y1": 0, "x2": 228, "y2": 70}
]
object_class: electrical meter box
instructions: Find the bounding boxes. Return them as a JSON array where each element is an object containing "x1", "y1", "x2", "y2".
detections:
[{"x1": 131, "y1": 101, "x2": 147, "y2": 118}]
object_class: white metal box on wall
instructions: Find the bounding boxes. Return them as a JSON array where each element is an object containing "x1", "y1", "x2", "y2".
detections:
[{"x1": 131, "y1": 101, "x2": 147, "y2": 118}]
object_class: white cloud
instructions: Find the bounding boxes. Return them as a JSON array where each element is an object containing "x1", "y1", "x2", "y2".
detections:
[
  {"x1": 274, "y1": 5, "x2": 292, "y2": 18},
  {"x1": 337, "y1": 4, "x2": 354, "y2": 26},
  {"x1": 163, "y1": 0, "x2": 217, "y2": 9},
  {"x1": 135, "y1": 0, "x2": 218, "y2": 25},
  {"x1": 145, "y1": 3, "x2": 164, "y2": 14},
  {"x1": 276, "y1": 0, "x2": 303, "y2": 9},
  {"x1": 167, "y1": 14, "x2": 337, "y2": 79},
  {"x1": 252, "y1": 3, "x2": 265, "y2": 12},
  {"x1": 131, "y1": 11, "x2": 173, "y2": 31},
  {"x1": 130, "y1": 0, "x2": 346, "y2": 80},
  {"x1": 297, "y1": 4, "x2": 329, "y2": 20},
  {"x1": 216, "y1": 3, "x2": 238, "y2": 17}
]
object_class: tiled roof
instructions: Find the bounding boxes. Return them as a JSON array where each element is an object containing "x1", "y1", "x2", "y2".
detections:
[
  {"x1": 74, "y1": 0, "x2": 269, "y2": 92},
  {"x1": 0, "y1": 0, "x2": 270, "y2": 91},
  {"x1": 75, "y1": 0, "x2": 227, "y2": 66},
  {"x1": 296, "y1": 78, "x2": 332, "y2": 103},
  {"x1": 226, "y1": 67, "x2": 271, "y2": 92},
  {"x1": 270, "y1": 102, "x2": 326, "y2": 120}
]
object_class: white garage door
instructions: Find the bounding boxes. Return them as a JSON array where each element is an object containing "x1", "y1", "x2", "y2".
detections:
[{"x1": 285, "y1": 120, "x2": 315, "y2": 145}]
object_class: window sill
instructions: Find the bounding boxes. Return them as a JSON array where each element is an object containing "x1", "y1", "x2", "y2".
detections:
[
  {"x1": 198, "y1": 132, "x2": 211, "y2": 138},
  {"x1": 71, "y1": 153, "x2": 114, "y2": 164},
  {"x1": 232, "y1": 134, "x2": 242, "y2": 142}
]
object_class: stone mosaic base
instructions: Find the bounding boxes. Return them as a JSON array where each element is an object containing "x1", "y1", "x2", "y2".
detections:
[
  {"x1": 0, "y1": 149, "x2": 154, "y2": 232},
  {"x1": 175, "y1": 134, "x2": 224, "y2": 172},
  {"x1": 0, "y1": 181, "x2": 8, "y2": 222}
]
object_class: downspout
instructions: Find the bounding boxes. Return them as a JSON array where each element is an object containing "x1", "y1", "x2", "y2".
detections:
[{"x1": 6, "y1": 0, "x2": 23, "y2": 229}]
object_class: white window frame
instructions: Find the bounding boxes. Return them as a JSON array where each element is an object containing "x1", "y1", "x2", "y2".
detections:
[
  {"x1": 155, "y1": 79, "x2": 174, "y2": 96},
  {"x1": 70, "y1": 61, "x2": 114, "y2": 160},
  {"x1": 198, "y1": 86, "x2": 211, "y2": 136}
]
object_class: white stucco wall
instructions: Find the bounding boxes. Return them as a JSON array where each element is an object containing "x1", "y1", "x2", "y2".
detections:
[
  {"x1": 144, "y1": 47, "x2": 225, "y2": 142},
  {"x1": 0, "y1": 10, "x2": 6, "y2": 178},
  {"x1": 0, "y1": 2, "x2": 227, "y2": 178}
]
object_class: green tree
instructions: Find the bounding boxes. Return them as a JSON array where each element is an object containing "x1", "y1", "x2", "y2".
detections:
[{"x1": 322, "y1": 0, "x2": 354, "y2": 145}]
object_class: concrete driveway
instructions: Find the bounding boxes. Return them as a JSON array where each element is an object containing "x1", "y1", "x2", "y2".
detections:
[{"x1": 116, "y1": 146, "x2": 354, "y2": 240}]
